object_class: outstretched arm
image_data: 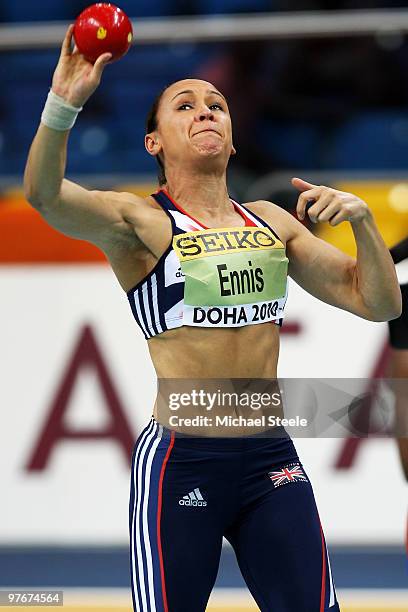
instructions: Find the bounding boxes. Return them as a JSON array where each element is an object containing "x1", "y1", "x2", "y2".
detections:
[{"x1": 286, "y1": 178, "x2": 401, "y2": 322}]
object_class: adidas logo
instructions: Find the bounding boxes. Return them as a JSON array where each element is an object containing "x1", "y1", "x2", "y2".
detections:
[{"x1": 178, "y1": 487, "x2": 207, "y2": 507}]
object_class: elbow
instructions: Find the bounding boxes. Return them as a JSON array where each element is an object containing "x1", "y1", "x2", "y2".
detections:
[
  {"x1": 23, "y1": 180, "x2": 56, "y2": 212},
  {"x1": 23, "y1": 173, "x2": 41, "y2": 210},
  {"x1": 358, "y1": 285, "x2": 402, "y2": 322},
  {"x1": 368, "y1": 311, "x2": 400, "y2": 323},
  {"x1": 367, "y1": 297, "x2": 402, "y2": 323},
  {"x1": 24, "y1": 187, "x2": 42, "y2": 210},
  {"x1": 23, "y1": 165, "x2": 51, "y2": 211},
  {"x1": 385, "y1": 299, "x2": 403, "y2": 322},
  {"x1": 385, "y1": 287, "x2": 403, "y2": 321}
]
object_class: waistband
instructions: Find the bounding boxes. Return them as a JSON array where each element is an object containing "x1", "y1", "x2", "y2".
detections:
[{"x1": 149, "y1": 416, "x2": 291, "y2": 450}]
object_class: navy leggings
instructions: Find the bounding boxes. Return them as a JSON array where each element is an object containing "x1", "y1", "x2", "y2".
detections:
[{"x1": 129, "y1": 417, "x2": 340, "y2": 612}]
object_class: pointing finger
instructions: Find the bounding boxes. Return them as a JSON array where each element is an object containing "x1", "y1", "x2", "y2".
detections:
[{"x1": 291, "y1": 177, "x2": 318, "y2": 192}]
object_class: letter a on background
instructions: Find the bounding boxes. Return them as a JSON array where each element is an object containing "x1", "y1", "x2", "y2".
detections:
[{"x1": 26, "y1": 324, "x2": 135, "y2": 471}]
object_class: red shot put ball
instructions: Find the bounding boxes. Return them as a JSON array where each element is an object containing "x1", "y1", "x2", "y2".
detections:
[{"x1": 73, "y1": 3, "x2": 133, "y2": 63}]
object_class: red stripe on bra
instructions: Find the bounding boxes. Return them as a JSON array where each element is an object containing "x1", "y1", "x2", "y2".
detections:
[{"x1": 161, "y1": 189, "x2": 256, "y2": 228}]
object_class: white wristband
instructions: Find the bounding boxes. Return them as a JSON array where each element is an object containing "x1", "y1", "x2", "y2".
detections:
[{"x1": 41, "y1": 90, "x2": 83, "y2": 131}]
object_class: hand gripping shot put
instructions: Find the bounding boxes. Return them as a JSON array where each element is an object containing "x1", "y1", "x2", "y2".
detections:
[{"x1": 24, "y1": 14, "x2": 402, "y2": 612}]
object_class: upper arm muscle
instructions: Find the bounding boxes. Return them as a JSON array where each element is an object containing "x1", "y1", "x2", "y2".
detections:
[
  {"x1": 286, "y1": 222, "x2": 372, "y2": 317},
  {"x1": 40, "y1": 179, "x2": 142, "y2": 247}
]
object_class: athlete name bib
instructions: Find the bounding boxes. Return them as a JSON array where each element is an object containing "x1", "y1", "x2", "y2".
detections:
[{"x1": 173, "y1": 227, "x2": 288, "y2": 327}]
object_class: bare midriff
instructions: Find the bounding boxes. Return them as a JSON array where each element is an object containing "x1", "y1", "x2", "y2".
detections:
[
  {"x1": 148, "y1": 321, "x2": 280, "y2": 379},
  {"x1": 148, "y1": 322, "x2": 282, "y2": 435}
]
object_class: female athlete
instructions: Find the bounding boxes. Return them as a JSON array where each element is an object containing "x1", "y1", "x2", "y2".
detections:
[{"x1": 24, "y1": 26, "x2": 401, "y2": 612}]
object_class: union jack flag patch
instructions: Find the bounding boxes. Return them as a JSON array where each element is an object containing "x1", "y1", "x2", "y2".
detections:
[{"x1": 268, "y1": 463, "x2": 308, "y2": 488}]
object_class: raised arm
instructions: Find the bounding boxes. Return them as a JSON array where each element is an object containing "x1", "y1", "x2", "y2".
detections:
[
  {"x1": 285, "y1": 177, "x2": 402, "y2": 322},
  {"x1": 23, "y1": 25, "x2": 144, "y2": 248}
]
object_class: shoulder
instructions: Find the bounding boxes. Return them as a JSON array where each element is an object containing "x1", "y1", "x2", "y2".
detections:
[
  {"x1": 102, "y1": 190, "x2": 167, "y2": 232},
  {"x1": 95, "y1": 190, "x2": 169, "y2": 256},
  {"x1": 243, "y1": 199, "x2": 304, "y2": 243},
  {"x1": 103, "y1": 190, "x2": 162, "y2": 215}
]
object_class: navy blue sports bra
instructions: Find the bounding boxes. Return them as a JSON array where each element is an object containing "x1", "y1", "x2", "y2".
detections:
[{"x1": 127, "y1": 190, "x2": 289, "y2": 339}]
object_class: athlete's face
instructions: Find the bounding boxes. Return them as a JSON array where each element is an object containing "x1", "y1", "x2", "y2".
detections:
[{"x1": 145, "y1": 79, "x2": 236, "y2": 175}]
